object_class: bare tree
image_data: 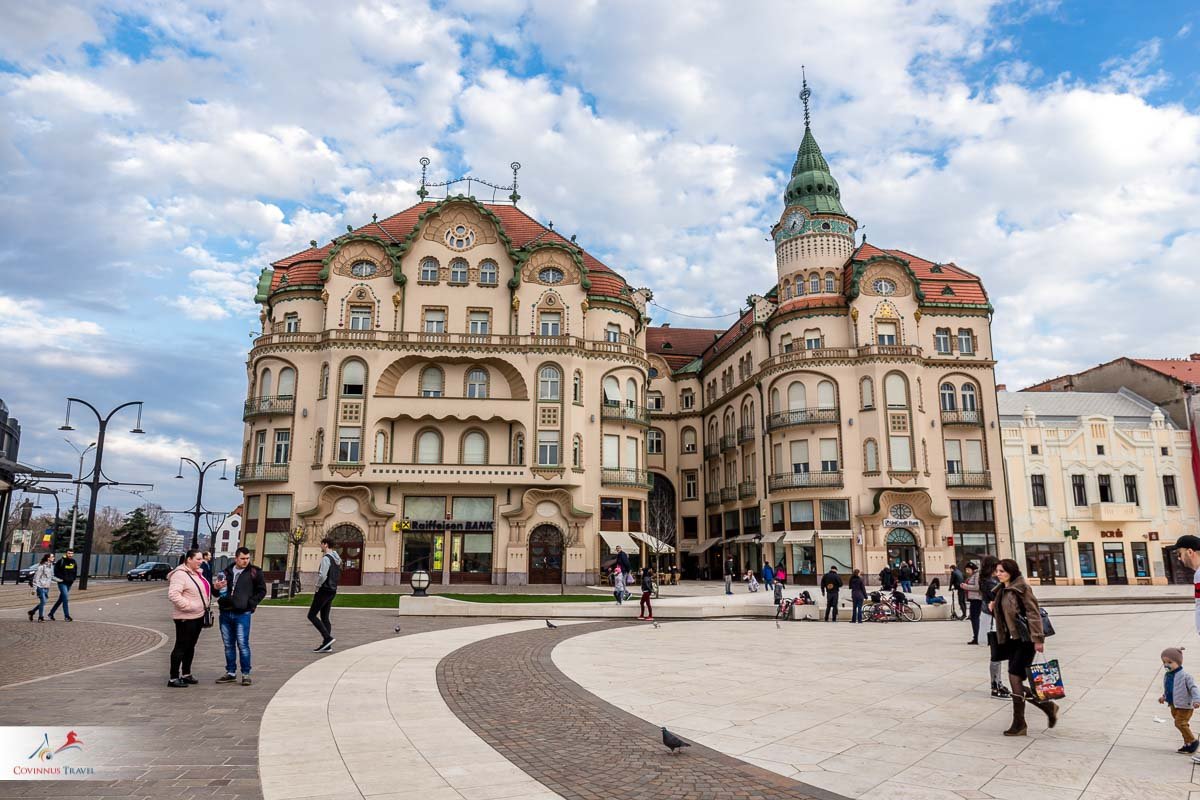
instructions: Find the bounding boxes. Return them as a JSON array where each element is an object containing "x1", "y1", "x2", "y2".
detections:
[
  {"x1": 647, "y1": 478, "x2": 678, "y2": 598},
  {"x1": 89, "y1": 505, "x2": 125, "y2": 552}
]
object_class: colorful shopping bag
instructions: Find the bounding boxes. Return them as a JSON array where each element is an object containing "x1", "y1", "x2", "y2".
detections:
[{"x1": 1027, "y1": 658, "x2": 1066, "y2": 701}]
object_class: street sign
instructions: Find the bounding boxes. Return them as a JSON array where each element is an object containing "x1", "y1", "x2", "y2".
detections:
[{"x1": 11, "y1": 530, "x2": 31, "y2": 548}]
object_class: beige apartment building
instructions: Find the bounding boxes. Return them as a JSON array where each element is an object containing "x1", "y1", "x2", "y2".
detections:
[
  {"x1": 1000, "y1": 390, "x2": 1199, "y2": 585},
  {"x1": 237, "y1": 96, "x2": 1010, "y2": 586}
]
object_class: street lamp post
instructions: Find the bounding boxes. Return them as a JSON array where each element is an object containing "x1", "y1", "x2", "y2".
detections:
[
  {"x1": 287, "y1": 526, "x2": 305, "y2": 598},
  {"x1": 65, "y1": 440, "x2": 96, "y2": 550},
  {"x1": 59, "y1": 398, "x2": 147, "y2": 590},
  {"x1": 174, "y1": 458, "x2": 228, "y2": 551}
]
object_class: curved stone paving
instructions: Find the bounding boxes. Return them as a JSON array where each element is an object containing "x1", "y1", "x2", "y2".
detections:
[
  {"x1": 437, "y1": 621, "x2": 841, "y2": 800},
  {"x1": 0, "y1": 618, "x2": 166, "y2": 687}
]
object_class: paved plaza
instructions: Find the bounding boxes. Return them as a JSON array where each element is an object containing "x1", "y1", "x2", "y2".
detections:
[{"x1": 1, "y1": 586, "x2": 1198, "y2": 800}]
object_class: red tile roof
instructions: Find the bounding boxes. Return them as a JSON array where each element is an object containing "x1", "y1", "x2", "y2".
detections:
[
  {"x1": 266, "y1": 200, "x2": 627, "y2": 296},
  {"x1": 775, "y1": 295, "x2": 848, "y2": 314},
  {"x1": 647, "y1": 326, "x2": 724, "y2": 357},
  {"x1": 850, "y1": 242, "x2": 989, "y2": 306},
  {"x1": 1131, "y1": 358, "x2": 1200, "y2": 384},
  {"x1": 703, "y1": 309, "x2": 756, "y2": 360}
]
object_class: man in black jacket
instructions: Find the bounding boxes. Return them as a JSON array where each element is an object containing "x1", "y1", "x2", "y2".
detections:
[
  {"x1": 820, "y1": 566, "x2": 843, "y2": 622},
  {"x1": 48, "y1": 549, "x2": 77, "y2": 621},
  {"x1": 214, "y1": 547, "x2": 267, "y2": 686}
]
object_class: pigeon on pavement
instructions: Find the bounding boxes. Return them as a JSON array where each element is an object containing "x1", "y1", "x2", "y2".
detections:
[
  {"x1": 545, "y1": 620, "x2": 558, "y2": 629},
  {"x1": 651, "y1": 621, "x2": 661, "y2": 629},
  {"x1": 394, "y1": 625, "x2": 402, "y2": 633},
  {"x1": 661, "y1": 727, "x2": 690, "y2": 754}
]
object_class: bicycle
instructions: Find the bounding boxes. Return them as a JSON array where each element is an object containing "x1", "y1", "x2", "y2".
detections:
[{"x1": 865, "y1": 591, "x2": 922, "y2": 622}]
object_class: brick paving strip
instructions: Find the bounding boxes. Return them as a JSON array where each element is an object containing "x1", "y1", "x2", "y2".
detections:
[
  {"x1": 0, "y1": 619, "x2": 166, "y2": 687},
  {"x1": 437, "y1": 622, "x2": 849, "y2": 800}
]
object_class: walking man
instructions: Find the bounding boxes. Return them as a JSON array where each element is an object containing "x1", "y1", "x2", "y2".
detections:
[
  {"x1": 215, "y1": 547, "x2": 267, "y2": 685},
  {"x1": 1174, "y1": 535, "x2": 1200, "y2": 637},
  {"x1": 762, "y1": 561, "x2": 775, "y2": 592},
  {"x1": 949, "y1": 563, "x2": 965, "y2": 619},
  {"x1": 48, "y1": 549, "x2": 77, "y2": 621},
  {"x1": 723, "y1": 555, "x2": 736, "y2": 595},
  {"x1": 200, "y1": 551, "x2": 214, "y2": 585},
  {"x1": 308, "y1": 538, "x2": 341, "y2": 652},
  {"x1": 898, "y1": 561, "x2": 914, "y2": 593},
  {"x1": 820, "y1": 566, "x2": 842, "y2": 622}
]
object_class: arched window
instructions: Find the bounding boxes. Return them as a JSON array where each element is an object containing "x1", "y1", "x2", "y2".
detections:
[
  {"x1": 277, "y1": 367, "x2": 296, "y2": 398},
  {"x1": 771, "y1": 388, "x2": 781, "y2": 413},
  {"x1": 723, "y1": 413, "x2": 734, "y2": 436},
  {"x1": 787, "y1": 381, "x2": 806, "y2": 411},
  {"x1": 625, "y1": 377, "x2": 637, "y2": 408},
  {"x1": 809, "y1": 273, "x2": 820, "y2": 294},
  {"x1": 961, "y1": 383, "x2": 978, "y2": 412},
  {"x1": 861, "y1": 377, "x2": 875, "y2": 409},
  {"x1": 319, "y1": 363, "x2": 329, "y2": 398},
  {"x1": 573, "y1": 371, "x2": 582, "y2": 403},
  {"x1": 478, "y1": 259, "x2": 498, "y2": 285},
  {"x1": 449, "y1": 258, "x2": 468, "y2": 284},
  {"x1": 603, "y1": 376, "x2": 621, "y2": 406},
  {"x1": 513, "y1": 433, "x2": 525, "y2": 464},
  {"x1": 466, "y1": 368, "x2": 488, "y2": 399},
  {"x1": 341, "y1": 360, "x2": 365, "y2": 396},
  {"x1": 420, "y1": 257, "x2": 439, "y2": 282},
  {"x1": 782, "y1": 281, "x2": 792, "y2": 300},
  {"x1": 374, "y1": 431, "x2": 387, "y2": 462},
  {"x1": 416, "y1": 430, "x2": 442, "y2": 464},
  {"x1": 885, "y1": 373, "x2": 907, "y2": 408},
  {"x1": 781, "y1": 333, "x2": 793, "y2": 353},
  {"x1": 795, "y1": 277, "x2": 806, "y2": 296},
  {"x1": 824, "y1": 272, "x2": 836, "y2": 293},
  {"x1": 940, "y1": 382, "x2": 957, "y2": 411},
  {"x1": 816, "y1": 380, "x2": 836, "y2": 409},
  {"x1": 864, "y1": 439, "x2": 879, "y2": 472},
  {"x1": 420, "y1": 366, "x2": 443, "y2": 398},
  {"x1": 682, "y1": 427, "x2": 697, "y2": 453},
  {"x1": 539, "y1": 366, "x2": 561, "y2": 401},
  {"x1": 259, "y1": 368, "x2": 272, "y2": 398},
  {"x1": 462, "y1": 431, "x2": 487, "y2": 464}
]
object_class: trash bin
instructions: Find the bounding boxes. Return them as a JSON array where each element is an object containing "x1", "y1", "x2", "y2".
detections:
[{"x1": 270, "y1": 580, "x2": 282, "y2": 599}]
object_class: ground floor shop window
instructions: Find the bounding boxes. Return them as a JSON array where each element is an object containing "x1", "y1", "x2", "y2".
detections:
[
  {"x1": 1078, "y1": 541, "x2": 1097, "y2": 581},
  {"x1": 1103, "y1": 542, "x2": 1128, "y2": 585},
  {"x1": 1024, "y1": 542, "x2": 1066, "y2": 583},
  {"x1": 723, "y1": 511, "x2": 740, "y2": 537},
  {"x1": 821, "y1": 537, "x2": 851, "y2": 573},
  {"x1": 404, "y1": 533, "x2": 444, "y2": 573},
  {"x1": 954, "y1": 533, "x2": 996, "y2": 566},
  {"x1": 262, "y1": 531, "x2": 288, "y2": 575},
  {"x1": 791, "y1": 545, "x2": 816, "y2": 582},
  {"x1": 1131, "y1": 541, "x2": 1150, "y2": 578},
  {"x1": 451, "y1": 533, "x2": 493, "y2": 574}
]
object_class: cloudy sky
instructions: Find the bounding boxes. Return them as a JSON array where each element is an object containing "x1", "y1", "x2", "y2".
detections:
[{"x1": 2, "y1": 0, "x2": 1198, "y2": 518}]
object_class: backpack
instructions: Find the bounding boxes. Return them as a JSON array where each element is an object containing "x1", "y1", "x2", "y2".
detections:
[{"x1": 321, "y1": 554, "x2": 341, "y2": 590}]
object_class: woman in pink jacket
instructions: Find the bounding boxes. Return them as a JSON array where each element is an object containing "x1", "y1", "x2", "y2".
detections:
[{"x1": 167, "y1": 549, "x2": 211, "y2": 688}]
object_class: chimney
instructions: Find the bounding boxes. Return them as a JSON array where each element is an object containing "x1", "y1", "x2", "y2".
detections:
[
  {"x1": 1190, "y1": 353, "x2": 1200, "y2": 361},
  {"x1": 996, "y1": 384, "x2": 1007, "y2": 392},
  {"x1": 661, "y1": 323, "x2": 671, "y2": 328}
]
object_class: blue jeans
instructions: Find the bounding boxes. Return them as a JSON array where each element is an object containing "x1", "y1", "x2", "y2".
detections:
[
  {"x1": 219, "y1": 610, "x2": 252, "y2": 675},
  {"x1": 901, "y1": 581, "x2": 913, "y2": 593},
  {"x1": 852, "y1": 598, "x2": 864, "y2": 623},
  {"x1": 49, "y1": 583, "x2": 70, "y2": 618},
  {"x1": 30, "y1": 587, "x2": 49, "y2": 619}
]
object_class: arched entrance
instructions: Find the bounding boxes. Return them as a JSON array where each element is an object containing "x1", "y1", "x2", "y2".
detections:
[
  {"x1": 326, "y1": 524, "x2": 364, "y2": 586},
  {"x1": 528, "y1": 525, "x2": 563, "y2": 584},
  {"x1": 886, "y1": 528, "x2": 920, "y2": 572}
]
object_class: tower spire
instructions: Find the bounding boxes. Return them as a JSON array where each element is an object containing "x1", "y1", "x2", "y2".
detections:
[{"x1": 800, "y1": 66, "x2": 811, "y2": 129}]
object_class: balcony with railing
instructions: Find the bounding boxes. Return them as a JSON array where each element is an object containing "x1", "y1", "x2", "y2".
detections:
[
  {"x1": 768, "y1": 470, "x2": 844, "y2": 491},
  {"x1": 766, "y1": 407, "x2": 839, "y2": 431},
  {"x1": 759, "y1": 344, "x2": 923, "y2": 371},
  {"x1": 946, "y1": 471, "x2": 991, "y2": 488},
  {"x1": 601, "y1": 468, "x2": 653, "y2": 488},
  {"x1": 738, "y1": 480, "x2": 757, "y2": 498},
  {"x1": 252, "y1": 330, "x2": 647, "y2": 360},
  {"x1": 703, "y1": 443, "x2": 721, "y2": 459},
  {"x1": 243, "y1": 395, "x2": 295, "y2": 420},
  {"x1": 720, "y1": 433, "x2": 737, "y2": 452},
  {"x1": 941, "y1": 409, "x2": 983, "y2": 426},
  {"x1": 738, "y1": 425, "x2": 756, "y2": 444},
  {"x1": 705, "y1": 491, "x2": 722, "y2": 507},
  {"x1": 720, "y1": 486, "x2": 739, "y2": 502},
  {"x1": 234, "y1": 463, "x2": 289, "y2": 484},
  {"x1": 600, "y1": 403, "x2": 651, "y2": 426}
]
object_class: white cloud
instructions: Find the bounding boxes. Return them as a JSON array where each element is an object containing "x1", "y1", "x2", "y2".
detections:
[
  {"x1": 8, "y1": 70, "x2": 137, "y2": 115},
  {"x1": 1100, "y1": 39, "x2": 1170, "y2": 96},
  {"x1": 0, "y1": 295, "x2": 133, "y2": 376}
]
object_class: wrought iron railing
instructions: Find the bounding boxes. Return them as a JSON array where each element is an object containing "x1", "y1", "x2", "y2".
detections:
[{"x1": 768, "y1": 471, "x2": 843, "y2": 490}]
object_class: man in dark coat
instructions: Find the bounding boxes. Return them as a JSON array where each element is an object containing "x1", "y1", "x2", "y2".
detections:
[
  {"x1": 898, "y1": 562, "x2": 914, "y2": 593},
  {"x1": 820, "y1": 566, "x2": 843, "y2": 622},
  {"x1": 879, "y1": 565, "x2": 894, "y2": 591},
  {"x1": 723, "y1": 555, "x2": 736, "y2": 595},
  {"x1": 949, "y1": 564, "x2": 965, "y2": 618}
]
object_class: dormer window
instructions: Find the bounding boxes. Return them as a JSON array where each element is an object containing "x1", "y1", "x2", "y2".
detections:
[
  {"x1": 872, "y1": 278, "x2": 896, "y2": 295},
  {"x1": 538, "y1": 267, "x2": 564, "y2": 285},
  {"x1": 445, "y1": 225, "x2": 475, "y2": 250}
]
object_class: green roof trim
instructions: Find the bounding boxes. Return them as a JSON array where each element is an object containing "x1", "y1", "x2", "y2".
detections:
[
  {"x1": 846, "y1": 254, "x2": 927, "y2": 304},
  {"x1": 784, "y1": 126, "x2": 846, "y2": 215},
  {"x1": 673, "y1": 357, "x2": 704, "y2": 375},
  {"x1": 254, "y1": 268, "x2": 274, "y2": 304}
]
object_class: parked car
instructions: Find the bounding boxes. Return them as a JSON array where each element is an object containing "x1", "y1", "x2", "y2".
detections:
[
  {"x1": 17, "y1": 564, "x2": 39, "y2": 585},
  {"x1": 127, "y1": 562, "x2": 171, "y2": 581}
]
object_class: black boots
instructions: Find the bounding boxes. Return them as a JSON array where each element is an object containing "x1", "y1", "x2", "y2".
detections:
[
  {"x1": 1004, "y1": 696, "x2": 1027, "y2": 736},
  {"x1": 1025, "y1": 690, "x2": 1059, "y2": 729},
  {"x1": 990, "y1": 682, "x2": 1012, "y2": 699}
]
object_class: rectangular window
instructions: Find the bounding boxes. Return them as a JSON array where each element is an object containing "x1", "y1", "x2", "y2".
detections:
[
  {"x1": 1031, "y1": 445, "x2": 1040, "y2": 455},
  {"x1": 424, "y1": 309, "x2": 445, "y2": 334},
  {"x1": 273, "y1": 430, "x2": 290, "y2": 464},
  {"x1": 950, "y1": 499, "x2": 994, "y2": 521},
  {"x1": 600, "y1": 497, "x2": 623, "y2": 524},
  {"x1": 684, "y1": 471, "x2": 697, "y2": 500},
  {"x1": 789, "y1": 500, "x2": 814, "y2": 526},
  {"x1": 934, "y1": 328, "x2": 950, "y2": 353},
  {"x1": 349, "y1": 307, "x2": 372, "y2": 330},
  {"x1": 647, "y1": 394, "x2": 663, "y2": 410},
  {"x1": 539, "y1": 312, "x2": 561, "y2": 336},
  {"x1": 819, "y1": 499, "x2": 849, "y2": 524},
  {"x1": 889, "y1": 436, "x2": 912, "y2": 471},
  {"x1": 254, "y1": 430, "x2": 267, "y2": 464},
  {"x1": 876, "y1": 322, "x2": 897, "y2": 346},
  {"x1": 626, "y1": 437, "x2": 639, "y2": 471},
  {"x1": 1031, "y1": 474, "x2": 1047, "y2": 507},
  {"x1": 819, "y1": 438, "x2": 838, "y2": 472},
  {"x1": 1071, "y1": 474, "x2": 1087, "y2": 506},
  {"x1": 537, "y1": 431, "x2": 560, "y2": 466},
  {"x1": 284, "y1": 313, "x2": 299, "y2": 333},
  {"x1": 337, "y1": 427, "x2": 361, "y2": 463},
  {"x1": 681, "y1": 390, "x2": 694, "y2": 409},
  {"x1": 605, "y1": 323, "x2": 621, "y2": 343},
  {"x1": 682, "y1": 516, "x2": 698, "y2": 539},
  {"x1": 647, "y1": 429, "x2": 664, "y2": 455},
  {"x1": 1097, "y1": 444, "x2": 1105, "y2": 455},
  {"x1": 957, "y1": 328, "x2": 974, "y2": 354},
  {"x1": 944, "y1": 440, "x2": 962, "y2": 475},
  {"x1": 789, "y1": 440, "x2": 809, "y2": 473},
  {"x1": 1098, "y1": 474, "x2": 1112, "y2": 503},
  {"x1": 723, "y1": 510, "x2": 740, "y2": 536},
  {"x1": 603, "y1": 434, "x2": 619, "y2": 469},
  {"x1": 964, "y1": 440, "x2": 983, "y2": 473},
  {"x1": 1131, "y1": 541, "x2": 1149, "y2": 578},
  {"x1": 771, "y1": 502, "x2": 784, "y2": 531},
  {"x1": 1078, "y1": 541, "x2": 1097, "y2": 578},
  {"x1": 805, "y1": 331, "x2": 822, "y2": 350},
  {"x1": 1123, "y1": 475, "x2": 1139, "y2": 505},
  {"x1": 781, "y1": 334, "x2": 793, "y2": 353},
  {"x1": 628, "y1": 499, "x2": 642, "y2": 531},
  {"x1": 468, "y1": 311, "x2": 490, "y2": 335},
  {"x1": 1164, "y1": 475, "x2": 1179, "y2": 506},
  {"x1": 1162, "y1": 446, "x2": 1170, "y2": 456}
]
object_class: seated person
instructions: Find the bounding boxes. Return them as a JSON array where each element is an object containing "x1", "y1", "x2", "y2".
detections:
[
  {"x1": 747, "y1": 573, "x2": 760, "y2": 592},
  {"x1": 924, "y1": 577, "x2": 947, "y2": 604}
]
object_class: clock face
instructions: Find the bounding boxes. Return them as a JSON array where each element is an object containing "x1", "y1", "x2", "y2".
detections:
[
  {"x1": 890, "y1": 503, "x2": 913, "y2": 520},
  {"x1": 538, "y1": 267, "x2": 564, "y2": 284},
  {"x1": 350, "y1": 261, "x2": 377, "y2": 278},
  {"x1": 785, "y1": 211, "x2": 806, "y2": 233},
  {"x1": 872, "y1": 278, "x2": 896, "y2": 296}
]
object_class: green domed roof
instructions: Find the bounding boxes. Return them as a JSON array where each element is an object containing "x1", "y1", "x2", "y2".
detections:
[{"x1": 784, "y1": 125, "x2": 845, "y2": 215}]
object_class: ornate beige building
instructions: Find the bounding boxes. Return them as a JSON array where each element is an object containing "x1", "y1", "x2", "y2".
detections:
[
  {"x1": 237, "y1": 96, "x2": 1010, "y2": 587},
  {"x1": 1000, "y1": 390, "x2": 1199, "y2": 585}
]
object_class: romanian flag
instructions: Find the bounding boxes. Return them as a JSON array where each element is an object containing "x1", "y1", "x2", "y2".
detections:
[{"x1": 40, "y1": 533, "x2": 52, "y2": 548}]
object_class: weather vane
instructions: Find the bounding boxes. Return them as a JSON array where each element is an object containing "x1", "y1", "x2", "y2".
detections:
[{"x1": 800, "y1": 65, "x2": 811, "y2": 128}]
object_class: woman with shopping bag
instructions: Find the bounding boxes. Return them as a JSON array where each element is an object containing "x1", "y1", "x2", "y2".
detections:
[{"x1": 991, "y1": 558, "x2": 1058, "y2": 736}]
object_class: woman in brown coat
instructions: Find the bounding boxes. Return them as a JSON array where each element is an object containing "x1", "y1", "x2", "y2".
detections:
[{"x1": 991, "y1": 558, "x2": 1058, "y2": 736}]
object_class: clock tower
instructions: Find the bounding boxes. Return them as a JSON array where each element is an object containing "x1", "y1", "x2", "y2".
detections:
[{"x1": 771, "y1": 78, "x2": 857, "y2": 298}]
